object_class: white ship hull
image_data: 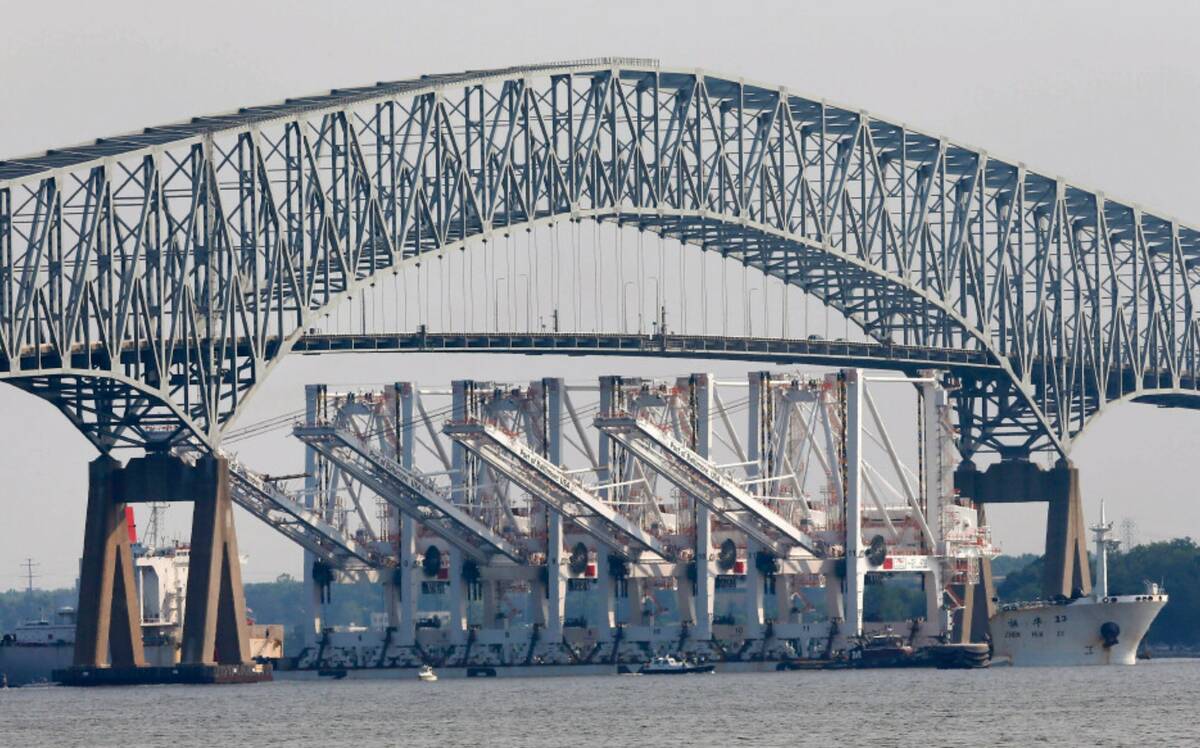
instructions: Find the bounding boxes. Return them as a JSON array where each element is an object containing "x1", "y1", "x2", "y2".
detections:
[{"x1": 989, "y1": 593, "x2": 1166, "y2": 666}]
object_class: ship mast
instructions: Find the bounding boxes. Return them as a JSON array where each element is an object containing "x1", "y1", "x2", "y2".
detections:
[
  {"x1": 22, "y1": 557, "x2": 38, "y2": 604},
  {"x1": 1090, "y1": 500, "x2": 1116, "y2": 599}
]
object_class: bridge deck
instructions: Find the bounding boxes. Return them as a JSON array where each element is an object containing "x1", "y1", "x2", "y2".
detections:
[{"x1": 294, "y1": 332, "x2": 997, "y2": 372}]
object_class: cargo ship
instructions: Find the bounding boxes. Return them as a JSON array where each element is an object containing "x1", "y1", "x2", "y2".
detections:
[{"x1": 989, "y1": 503, "x2": 1166, "y2": 666}]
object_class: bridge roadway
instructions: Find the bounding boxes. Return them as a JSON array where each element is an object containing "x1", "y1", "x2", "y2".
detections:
[
  {"x1": 292, "y1": 331, "x2": 995, "y2": 372},
  {"x1": 297, "y1": 332, "x2": 1200, "y2": 409},
  {"x1": 10, "y1": 330, "x2": 1199, "y2": 411}
]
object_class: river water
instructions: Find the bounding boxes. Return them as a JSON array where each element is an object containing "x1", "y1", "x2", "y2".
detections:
[{"x1": 1, "y1": 660, "x2": 1196, "y2": 747}]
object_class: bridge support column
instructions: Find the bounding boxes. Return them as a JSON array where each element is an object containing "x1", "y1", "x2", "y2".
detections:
[
  {"x1": 74, "y1": 455, "x2": 146, "y2": 669},
  {"x1": 948, "y1": 558, "x2": 995, "y2": 644},
  {"x1": 74, "y1": 453, "x2": 252, "y2": 670},
  {"x1": 179, "y1": 456, "x2": 251, "y2": 666},
  {"x1": 1043, "y1": 469, "x2": 1092, "y2": 599},
  {"x1": 953, "y1": 458, "x2": 1092, "y2": 642}
]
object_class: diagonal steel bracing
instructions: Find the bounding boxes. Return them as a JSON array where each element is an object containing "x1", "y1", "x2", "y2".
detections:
[
  {"x1": 294, "y1": 422, "x2": 525, "y2": 563},
  {"x1": 594, "y1": 413, "x2": 822, "y2": 557},
  {"x1": 224, "y1": 454, "x2": 384, "y2": 569},
  {"x1": 443, "y1": 418, "x2": 672, "y2": 562},
  {"x1": 2, "y1": 58, "x2": 1199, "y2": 458}
]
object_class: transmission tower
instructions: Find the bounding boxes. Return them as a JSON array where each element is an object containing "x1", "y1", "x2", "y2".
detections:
[
  {"x1": 143, "y1": 502, "x2": 170, "y2": 548},
  {"x1": 1119, "y1": 518, "x2": 1139, "y2": 550}
]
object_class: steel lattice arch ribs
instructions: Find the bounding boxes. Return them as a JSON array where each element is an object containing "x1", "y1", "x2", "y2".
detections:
[{"x1": 1, "y1": 58, "x2": 1198, "y2": 459}]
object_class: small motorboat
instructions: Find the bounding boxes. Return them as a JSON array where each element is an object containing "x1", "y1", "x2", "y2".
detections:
[
  {"x1": 417, "y1": 665, "x2": 438, "y2": 682},
  {"x1": 638, "y1": 655, "x2": 715, "y2": 675}
]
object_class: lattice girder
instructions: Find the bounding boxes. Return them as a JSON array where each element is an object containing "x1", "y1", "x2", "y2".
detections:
[{"x1": 2, "y1": 58, "x2": 1198, "y2": 454}]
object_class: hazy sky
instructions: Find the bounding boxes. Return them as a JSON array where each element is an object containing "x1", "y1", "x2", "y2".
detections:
[{"x1": 3, "y1": 0, "x2": 1200, "y2": 588}]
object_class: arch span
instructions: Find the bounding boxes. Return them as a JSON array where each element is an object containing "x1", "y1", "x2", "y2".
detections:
[{"x1": 2, "y1": 58, "x2": 1198, "y2": 456}]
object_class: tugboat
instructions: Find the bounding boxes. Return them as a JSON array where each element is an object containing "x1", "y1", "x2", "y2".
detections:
[
  {"x1": 417, "y1": 664, "x2": 438, "y2": 682},
  {"x1": 989, "y1": 502, "x2": 1167, "y2": 666},
  {"x1": 846, "y1": 632, "x2": 918, "y2": 668},
  {"x1": 638, "y1": 655, "x2": 715, "y2": 675}
]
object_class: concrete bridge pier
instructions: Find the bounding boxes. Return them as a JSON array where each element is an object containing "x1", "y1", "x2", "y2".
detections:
[
  {"x1": 953, "y1": 458, "x2": 1093, "y2": 642},
  {"x1": 947, "y1": 554, "x2": 996, "y2": 645},
  {"x1": 68, "y1": 452, "x2": 257, "y2": 683},
  {"x1": 73, "y1": 455, "x2": 146, "y2": 669},
  {"x1": 178, "y1": 456, "x2": 252, "y2": 666}
]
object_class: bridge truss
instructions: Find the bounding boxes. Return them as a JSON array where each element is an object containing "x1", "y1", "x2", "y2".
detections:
[{"x1": 2, "y1": 57, "x2": 1198, "y2": 457}]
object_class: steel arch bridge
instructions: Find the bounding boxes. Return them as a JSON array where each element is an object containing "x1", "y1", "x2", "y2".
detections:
[{"x1": 2, "y1": 57, "x2": 1198, "y2": 458}]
